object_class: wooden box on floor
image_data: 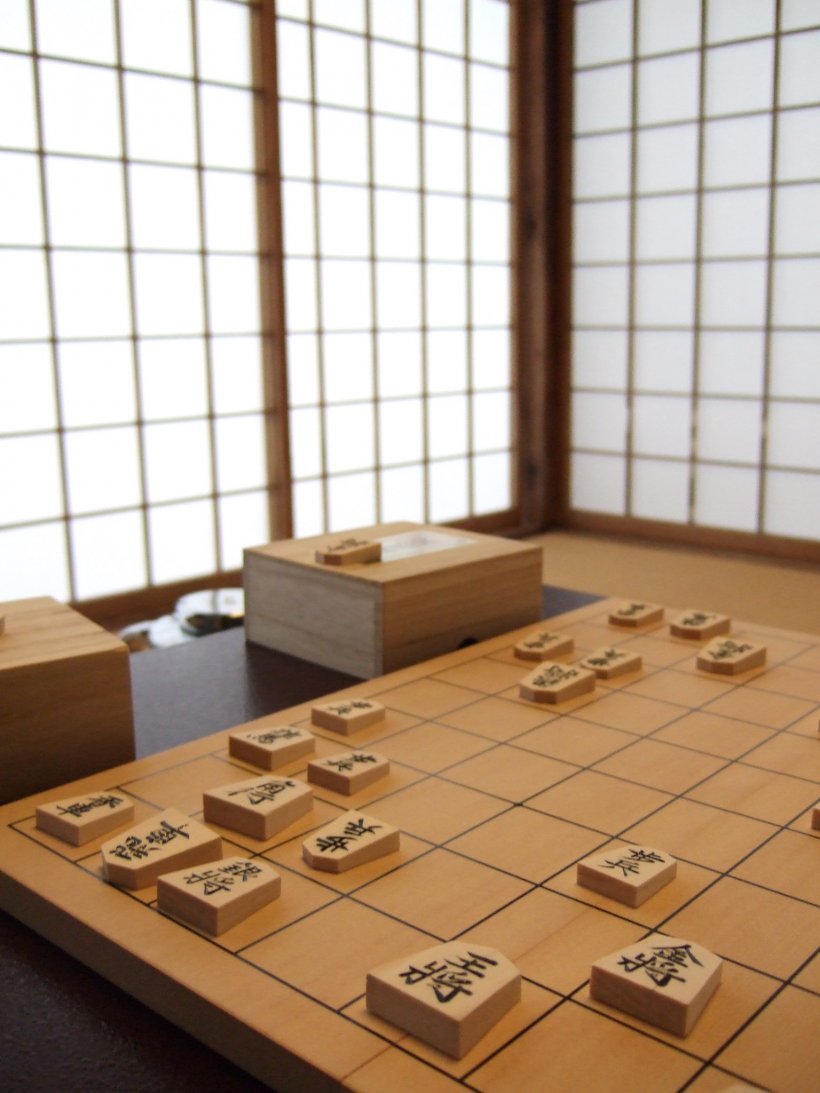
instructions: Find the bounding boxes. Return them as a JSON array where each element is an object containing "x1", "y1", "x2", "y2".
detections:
[
  {"x1": 0, "y1": 597, "x2": 134, "y2": 804},
  {"x1": 244, "y1": 522, "x2": 543, "y2": 678}
]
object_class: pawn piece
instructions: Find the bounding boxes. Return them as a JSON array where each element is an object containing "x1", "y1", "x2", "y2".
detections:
[
  {"x1": 513, "y1": 630, "x2": 574, "y2": 662},
  {"x1": 519, "y1": 661, "x2": 595, "y2": 704},
  {"x1": 203, "y1": 774, "x2": 312, "y2": 840},
  {"x1": 229, "y1": 724, "x2": 315, "y2": 770},
  {"x1": 157, "y1": 855, "x2": 281, "y2": 936},
  {"x1": 307, "y1": 750, "x2": 389, "y2": 795},
  {"x1": 366, "y1": 942, "x2": 521, "y2": 1059},
  {"x1": 36, "y1": 790, "x2": 135, "y2": 847},
  {"x1": 315, "y1": 537, "x2": 381, "y2": 566},
  {"x1": 609, "y1": 602, "x2": 664, "y2": 628},
  {"x1": 579, "y1": 646, "x2": 643, "y2": 680},
  {"x1": 590, "y1": 933, "x2": 722, "y2": 1037},
  {"x1": 311, "y1": 698, "x2": 385, "y2": 735},
  {"x1": 303, "y1": 810, "x2": 399, "y2": 873},
  {"x1": 577, "y1": 845, "x2": 676, "y2": 907},
  {"x1": 696, "y1": 637, "x2": 766, "y2": 675},
  {"x1": 101, "y1": 808, "x2": 222, "y2": 890},
  {"x1": 670, "y1": 610, "x2": 730, "y2": 641}
]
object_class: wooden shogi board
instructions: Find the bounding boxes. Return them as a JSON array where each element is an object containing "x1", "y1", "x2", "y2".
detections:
[{"x1": 1, "y1": 598, "x2": 818, "y2": 1092}]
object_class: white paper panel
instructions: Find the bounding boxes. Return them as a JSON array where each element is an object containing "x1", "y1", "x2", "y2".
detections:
[
  {"x1": 0, "y1": 0, "x2": 30, "y2": 51},
  {"x1": 372, "y1": 116, "x2": 419, "y2": 188},
  {"x1": 574, "y1": 132, "x2": 632, "y2": 198},
  {"x1": 134, "y1": 254, "x2": 204, "y2": 337},
  {"x1": 470, "y1": 0, "x2": 508, "y2": 65},
  {"x1": 0, "y1": 523, "x2": 69, "y2": 601},
  {"x1": 325, "y1": 403, "x2": 375, "y2": 473},
  {"x1": 694, "y1": 464, "x2": 759, "y2": 531},
  {"x1": 313, "y1": 0, "x2": 365, "y2": 33},
  {"x1": 635, "y1": 263, "x2": 695, "y2": 327},
  {"x1": 371, "y1": 0, "x2": 417, "y2": 45},
  {"x1": 0, "y1": 55, "x2": 38, "y2": 149},
  {"x1": 139, "y1": 338, "x2": 209, "y2": 421},
  {"x1": 471, "y1": 199, "x2": 509, "y2": 263},
  {"x1": 425, "y1": 195, "x2": 467, "y2": 261},
  {"x1": 425, "y1": 124, "x2": 466, "y2": 193},
  {"x1": 0, "y1": 152, "x2": 43, "y2": 245},
  {"x1": 574, "y1": 65, "x2": 632, "y2": 134},
  {"x1": 638, "y1": 53, "x2": 700, "y2": 125},
  {"x1": 211, "y1": 336, "x2": 264, "y2": 414},
  {"x1": 776, "y1": 184, "x2": 820, "y2": 255},
  {"x1": 379, "y1": 464, "x2": 425, "y2": 522},
  {"x1": 323, "y1": 332, "x2": 374, "y2": 403},
  {"x1": 777, "y1": 107, "x2": 820, "y2": 182},
  {"x1": 129, "y1": 164, "x2": 201, "y2": 250},
  {"x1": 40, "y1": 60, "x2": 121, "y2": 157},
  {"x1": 120, "y1": 0, "x2": 193, "y2": 77},
  {"x1": 575, "y1": 0, "x2": 633, "y2": 66},
  {"x1": 570, "y1": 451, "x2": 626, "y2": 515},
  {"x1": 473, "y1": 450, "x2": 512, "y2": 514},
  {"x1": 696, "y1": 398, "x2": 763, "y2": 465},
  {"x1": 52, "y1": 252, "x2": 132, "y2": 339},
  {"x1": 699, "y1": 261, "x2": 768, "y2": 328},
  {"x1": 571, "y1": 391, "x2": 627, "y2": 453},
  {"x1": 471, "y1": 132, "x2": 510, "y2": 198},
  {"x1": 125, "y1": 72, "x2": 197, "y2": 164},
  {"x1": 316, "y1": 108, "x2": 370, "y2": 184},
  {"x1": 327, "y1": 470, "x2": 377, "y2": 528},
  {"x1": 778, "y1": 30, "x2": 820, "y2": 108},
  {"x1": 200, "y1": 85, "x2": 255, "y2": 170},
  {"x1": 472, "y1": 264, "x2": 507, "y2": 325},
  {"x1": 635, "y1": 194, "x2": 697, "y2": 261},
  {"x1": 767, "y1": 402, "x2": 820, "y2": 470},
  {"x1": 772, "y1": 258, "x2": 820, "y2": 327},
  {"x1": 573, "y1": 266, "x2": 629, "y2": 327},
  {"x1": 572, "y1": 329, "x2": 629, "y2": 390},
  {"x1": 472, "y1": 390, "x2": 511, "y2": 452},
  {"x1": 633, "y1": 330, "x2": 694, "y2": 393},
  {"x1": 425, "y1": 264, "x2": 467, "y2": 328},
  {"x1": 286, "y1": 333, "x2": 320, "y2": 406},
  {"x1": 319, "y1": 184, "x2": 371, "y2": 257},
  {"x1": 764, "y1": 470, "x2": 820, "y2": 538},
  {"x1": 215, "y1": 415, "x2": 267, "y2": 492},
  {"x1": 59, "y1": 341, "x2": 136, "y2": 428},
  {"x1": 203, "y1": 171, "x2": 258, "y2": 252},
  {"x1": 148, "y1": 499, "x2": 216, "y2": 584},
  {"x1": 46, "y1": 157, "x2": 126, "y2": 248},
  {"x1": 315, "y1": 28, "x2": 367, "y2": 109},
  {"x1": 377, "y1": 331, "x2": 423, "y2": 396},
  {"x1": 705, "y1": 39, "x2": 774, "y2": 116},
  {"x1": 637, "y1": 124, "x2": 699, "y2": 193},
  {"x1": 377, "y1": 262, "x2": 423, "y2": 330},
  {"x1": 769, "y1": 332, "x2": 820, "y2": 398},
  {"x1": 279, "y1": 102, "x2": 314, "y2": 178},
  {"x1": 706, "y1": 0, "x2": 775, "y2": 42},
  {"x1": 469, "y1": 62, "x2": 507, "y2": 132},
  {"x1": 423, "y1": 0, "x2": 463, "y2": 54},
  {"x1": 703, "y1": 115, "x2": 772, "y2": 187},
  {"x1": 64, "y1": 426, "x2": 142, "y2": 514},
  {"x1": 698, "y1": 331, "x2": 765, "y2": 397},
  {"x1": 218, "y1": 490, "x2": 270, "y2": 569},
  {"x1": 633, "y1": 395, "x2": 692, "y2": 458},
  {"x1": 321, "y1": 259, "x2": 372, "y2": 330},
  {"x1": 0, "y1": 434, "x2": 64, "y2": 522},
  {"x1": 196, "y1": 0, "x2": 252, "y2": 85},
  {"x1": 284, "y1": 257, "x2": 318, "y2": 330},
  {"x1": 427, "y1": 330, "x2": 468, "y2": 393},
  {"x1": 282, "y1": 180, "x2": 315, "y2": 255},
  {"x1": 372, "y1": 40, "x2": 418, "y2": 117},
  {"x1": 428, "y1": 457, "x2": 469, "y2": 521},
  {"x1": 631, "y1": 458, "x2": 690, "y2": 522},
  {"x1": 701, "y1": 188, "x2": 770, "y2": 258},
  {"x1": 428, "y1": 394, "x2": 469, "y2": 458},
  {"x1": 71, "y1": 510, "x2": 147, "y2": 599},
  {"x1": 573, "y1": 200, "x2": 630, "y2": 263},
  {"x1": 472, "y1": 329, "x2": 511, "y2": 390},
  {"x1": 639, "y1": 0, "x2": 701, "y2": 53},
  {"x1": 0, "y1": 343, "x2": 56, "y2": 434},
  {"x1": 292, "y1": 478, "x2": 324, "y2": 538},
  {"x1": 289, "y1": 407, "x2": 323, "y2": 478},
  {"x1": 375, "y1": 190, "x2": 420, "y2": 259},
  {"x1": 143, "y1": 420, "x2": 212, "y2": 503},
  {"x1": 379, "y1": 400, "x2": 423, "y2": 465}
]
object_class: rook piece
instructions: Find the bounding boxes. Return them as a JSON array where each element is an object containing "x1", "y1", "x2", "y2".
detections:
[
  {"x1": 157, "y1": 855, "x2": 281, "y2": 936},
  {"x1": 590, "y1": 933, "x2": 721, "y2": 1037},
  {"x1": 228, "y1": 724, "x2": 315, "y2": 770},
  {"x1": 696, "y1": 637, "x2": 766, "y2": 675},
  {"x1": 311, "y1": 698, "x2": 385, "y2": 735},
  {"x1": 577, "y1": 845, "x2": 676, "y2": 907},
  {"x1": 36, "y1": 790, "x2": 134, "y2": 846},
  {"x1": 303, "y1": 809, "x2": 399, "y2": 873},
  {"x1": 307, "y1": 750, "x2": 389, "y2": 795},
  {"x1": 367, "y1": 942, "x2": 521, "y2": 1059},
  {"x1": 513, "y1": 630, "x2": 574, "y2": 661},
  {"x1": 101, "y1": 808, "x2": 221, "y2": 890},
  {"x1": 203, "y1": 774, "x2": 312, "y2": 840},
  {"x1": 579, "y1": 646, "x2": 643, "y2": 679},
  {"x1": 670, "y1": 610, "x2": 730, "y2": 640},
  {"x1": 609, "y1": 602, "x2": 664, "y2": 628},
  {"x1": 314, "y1": 537, "x2": 381, "y2": 566},
  {"x1": 519, "y1": 661, "x2": 595, "y2": 704}
]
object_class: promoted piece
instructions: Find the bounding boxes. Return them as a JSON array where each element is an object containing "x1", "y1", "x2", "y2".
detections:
[
  {"x1": 311, "y1": 698, "x2": 385, "y2": 735},
  {"x1": 579, "y1": 646, "x2": 643, "y2": 679},
  {"x1": 203, "y1": 774, "x2": 312, "y2": 840},
  {"x1": 519, "y1": 661, "x2": 595, "y2": 704},
  {"x1": 302, "y1": 809, "x2": 399, "y2": 873},
  {"x1": 36, "y1": 790, "x2": 134, "y2": 846},
  {"x1": 157, "y1": 855, "x2": 281, "y2": 936},
  {"x1": 609, "y1": 602, "x2": 664, "y2": 628},
  {"x1": 670, "y1": 610, "x2": 731, "y2": 640},
  {"x1": 696, "y1": 637, "x2": 767, "y2": 675},
  {"x1": 307, "y1": 750, "x2": 389, "y2": 796},
  {"x1": 513, "y1": 630, "x2": 574, "y2": 662},
  {"x1": 101, "y1": 809, "x2": 221, "y2": 890},
  {"x1": 577, "y1": 845, "x2": 676, "y2": 907},
  {"x1": 315, "y1": 537, "x2": 382, "y2": 566},
  {"x1": 244, "y1": 521, "x2": 543, "y2": 678},
  {"x1": 0, "y1": 596, "x2": 134, "y2": 803},
  {"x1": 228, "y1": 724, "x2": 315, "y2": 770},
  {"x1": 366, "y1": 942, "x2": 521, "y2": 1059},
  {"x1": 590, "y1": 934, "x2": 722, "y2": 1037}
]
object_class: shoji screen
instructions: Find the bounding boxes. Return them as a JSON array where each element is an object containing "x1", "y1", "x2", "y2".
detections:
[
  {"x1": 569, "y1": 0, "x2": 820, "y2": 548},
  {"x1": 0, "y1": 0, "x2": 271, "y2": 603},
  {"x1": 276, "y1": 0, "x2": 514, "y2": 537}
]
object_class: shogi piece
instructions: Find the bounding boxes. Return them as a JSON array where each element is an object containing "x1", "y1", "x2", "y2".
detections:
[
  {"x1": 590, "y1": 934, "x2": 722, "y2": 1037},
  {"x1": 0, "y1": 596, "x2": 134, "y2": 804},
  {"x1": 36, "y1": 790, "x2": 135, "y2": 846},
  {"x1": 157, "y1": 855, "x2": 281, "y2": 936},
  {"x1": 228, "y1": 724, "x2": 315, "y2": 769},
  {"x1": 670, "y1": 610, "x2": 731, "y2": 641},
  {"x1": 203, "y1": 774, "x2": 312, "y2": 840},
  {"x1": 697, "y1": 638, "x2": 767, "y2": 675},
  {"x1": 244, "y1": 522, "x2": 542, "y2": 678},
  {"x1": 577, "y1": 845, "x2": 676, "y2": 907},
  {"x1": 513, "y1": 630, "x2": 574, "y2": 662},
  {"x1": 307, "y1": 750, "x2": 389, "y2": 795},
  {"x1": 315, "y1": 537, "x2": 382, "y2": 566},
  {"x1": 302, "y1": 809, "x2": 399, "y2": 873},
  {"x1": 609, "y1": 602, "x2": 664, "y2": 628},
  {"x1": 312, "y1": 698, "x2": 385, "y2": 736},
  {"x1": 519, "y1": 661, "x2": 595, "y2": 704},
  {"x1": 579, "y1": 646, "x2": 643, "y2": 679},
  {"x1": 101, "y1": 808, "x2": 222, "y2": 890},
  {"x1": 366, "y1": 942, "x2": 521, "y2": 1059}
]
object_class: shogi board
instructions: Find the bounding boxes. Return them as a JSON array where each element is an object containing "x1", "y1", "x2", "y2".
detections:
[{"x1": 1, "y1": 598, "x2": 819, "y2": 1092}]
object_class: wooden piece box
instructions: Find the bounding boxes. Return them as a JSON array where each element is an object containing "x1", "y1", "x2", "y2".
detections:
[
  {"x1": 244, "y1": 522, "x2": 543, "y2": 678},
  {"x1": 0, "y1": 597, "x2": 134, "y2": 803}
]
